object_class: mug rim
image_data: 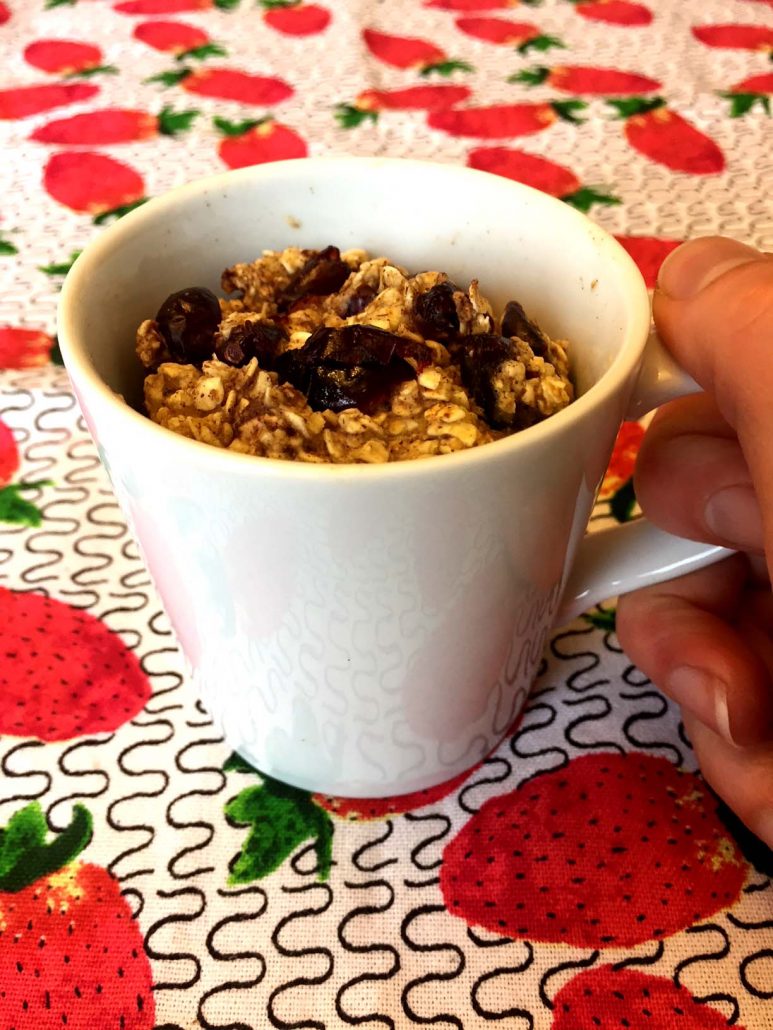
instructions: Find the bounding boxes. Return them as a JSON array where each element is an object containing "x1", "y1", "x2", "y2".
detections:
[{"x1": 58, "y1": 155, "x2": 653, "y2": 482}]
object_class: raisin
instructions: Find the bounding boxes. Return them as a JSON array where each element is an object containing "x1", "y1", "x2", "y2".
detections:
[
  {"x1": 275, "y1": 324, "x2": 417, "y2": 414},
  {"x1": 458, "y1": 333, "x2": 529, "y2": 430},
  {"x1": 501, "y1": 300, "x2": 548, "y2": 358},
  {"x1": 342, "y1": 282, "x2": 378, "y2": 317},
  {"x1": 277, "y1": 246, "x2": 351, "y2": 312},
  {"x1": 155, "y1": 286, "x2": 221, "y2": 365},
  {"x1": 414, "y1": 282, "x2": 461, "y2": 342},
  {"x1": 215, "y1": 320, "x2": 286, "y2": 369}
]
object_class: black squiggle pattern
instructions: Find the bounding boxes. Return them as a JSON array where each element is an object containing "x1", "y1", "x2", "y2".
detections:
[
  {"x1": 612, "y1": 940, "x2": 664, "y2": 970},
  {"x1": 121, "y1": 887, "x2": 145, "y2": 920},
  {"x1": 145, "y1": 886, "x2": 206, "y2": 992},
  {"x1": 167, "y1": 735, "x2": 226, "y2": 880},
  {"x1": 674, "y1": 923, "x2": 738, "y2": 1023},
  {"x1": 291, "y1": 841, "x2": 324, "y2": 878},
  {"x1": 471, "y1": 940, "x2": 534, "y2": 1026},
  {"x1": 458, "y1": 757, "x2": 513, "y2": 815},
  {"x1": 562, "y1": 693, "x2": 624, "y2": 754},
  {"x1": 107, "y1": 717, "x2": 173, "y2": 881},
  {"x1": 619, "y1": 690, "x2": 683, "y2": 765},
  {"x1": 401, "y1": 904, "x2": 465, "y2": 1028},
  {"x1": 336, "y1": 879, "x2": 400, "y2": 1029},
  {"x1": 739, "y1": 949, "x2": 773, "y2": 1000},
  {"x1": 268, "y1": 883, "x2": 334, "y2": 1030},
  {"x1": 509, "y1": 703, "x2": 568, "y2": 787},
  {"x1": 198, "y1": 886, "x2": 269, "y2": 1030},
  {"x1": 47, "y1": 735, "x2": 112, "y2": 828},
  {"x1": 0, "y1": 740, "x2": 51, "y2": 812},
  {"x1": 622, "y1": 664, "x2": 651, "y2": 689},
  {"x1": 466, "y1": 928, "x2": 514, "y2": 949},
  {"x1": 538, "y1": 951, "x2": 600, "y2": 1010},
  {"x1": 352, "y1": 819, "x2": 399, "y2": 874},
  {"x1": 727, "y1": 911, "x2": 773, "y2": 931},
  {"x1": 549, "y1": 626, "x2": 608, "y2": 694},
  {"x1": 404, "y1": 812, "x2": 452, "y2": 873}
]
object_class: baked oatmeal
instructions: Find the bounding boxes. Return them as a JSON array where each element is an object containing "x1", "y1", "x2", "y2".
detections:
[{"x1": 136, "y1": 245, "x2": 573, "y2": 464}]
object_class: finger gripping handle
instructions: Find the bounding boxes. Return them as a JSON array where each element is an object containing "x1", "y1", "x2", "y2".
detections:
[{"x1": 556, "y1": 329, "x2": 732, "y2": 626}]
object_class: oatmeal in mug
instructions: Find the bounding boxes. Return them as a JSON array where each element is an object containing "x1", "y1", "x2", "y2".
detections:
[{"x1": 136, "y1": 245, "x2": 574, "y2": 463}]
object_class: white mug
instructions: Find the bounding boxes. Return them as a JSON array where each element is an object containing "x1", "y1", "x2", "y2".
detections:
[{"x1": 58, "y1": 158, "x2": 729, "y2": 797}]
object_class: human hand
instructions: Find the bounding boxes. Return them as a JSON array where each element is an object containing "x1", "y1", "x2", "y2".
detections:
[{"x1": 616, "y1": 236, "x2": 773, "y2": 849}]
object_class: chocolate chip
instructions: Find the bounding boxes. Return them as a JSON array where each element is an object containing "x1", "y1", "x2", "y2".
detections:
[
  {"x1": 275, "y1": 324, "x2": 418, "y2": 414},
  {"x1": 276, "y1": 246, "x2": 351, "y2": 313},
  {"x1": 458, "y1": 333, "x2": 525, "y2": 430},
  {"x1": 414, "y1": 282, "x2": 461, "y2": 342},
  {"x1": 501, "y1": 300, "x2": 548, "y2": 358},
  {"x1": 215, "y1": 320, "x2": 286, "y2": 368},
  {"x1": 155, "y1": 286, "x2": 221, "y2": 365},
  {"x1": 342, "y1": 282, "x2": 378, "y2": 317}
]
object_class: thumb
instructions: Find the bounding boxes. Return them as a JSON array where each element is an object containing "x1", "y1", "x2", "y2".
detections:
[{"x1": 654, "y1": 236, "x2": 773, "y2": 563}]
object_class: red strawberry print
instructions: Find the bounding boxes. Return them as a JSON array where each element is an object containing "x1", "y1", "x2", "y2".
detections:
[
  {"x1": 440, "y1": 752, "x2": 746, "y2": 947},
  {"x1": 468, "y1": 146, "x2": 619, "y2": 212},
  {"x1": 0, "y1": 418, "x2": 19, "y2": 484},
  {"x1": 133, "y1": 19, "x2": 227, "y2": 59},
  {"x1": 614, "y1": 233, "x2": 682, "y2": 288},
  {"x1": 335, "y1": 83, "x2": 471, "y2": 126},
  {"x1": 456, "y1": 16, "x2": 564, "y2": 52},
  {"x1": 721, "y1": 71, "x2": 773, "y2": 117},
  {"x1": 363, "y1": 28, "x2": 473, "y2": 75},
  {"x1": 44, "y1": 151, "x2": 146, "y2": 223},
  {"x1": 0, "y1": 2, "x2": 9, "y2": 23},
  {"x1": 115, "y1": 0, "x2": 240, "y2": 13},
  {"x1": 598, "y1": 421, "x2": 645, "y2": 499},
  {"x1": 0, "y1": 326, "x2": 53, "y2": 367},
  {"x1": 150, "y1": 66, "x2": 293, "y2": 104},
  {"x1": 0, "y1": 802, "x2": 154, "y2": 1029},
  {"x1": 570, "y1": 0, "x2": 652, "y2": 27},
  {"x1": 428, "y1": 99, "x2": 585, "y2": 138},
  {"x1": 314, "y1": 767, "x2": 472, "y2": 820},
  {"x1": 24, "y1": 39, "x2": 116, "y2": 78},
  {"x1": 608, "y1": 97, "x2": 725, "y2": 174},
  {"x1": 261, "y1": 0, "x2": 331, "y2": 36},
  {"x1": 215, "y1": 115, "x2": 307, "y2": 168},
  {"x1": 513, "y1": 63, "x2": 660, "y2": 95},
  {"x1": 0, "y1": 419, "x2": 50, "y2": 527},
  {"x1": 692, "y1": 23, "x2": 773, "y2": 55},
  {"x1": 0, "y1": 587, "x2": 152, "y2": 740},
  {"x1": 0, "y1": 82, "x2": 98, "y2": 120},
  {"x1": 429, "y1": 0, "x2": 539, "y2": 7},
  {"x1": 552, "y1": 967, "x2": 749, "y2": 1029},
  {"x1": 31, "y1": 106, "x2": 198, "y2": 144}
]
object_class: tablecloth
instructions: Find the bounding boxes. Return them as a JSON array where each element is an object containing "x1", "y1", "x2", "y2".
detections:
[{"x1": 1, "y1": 1, "x2": 772, "y2": 1027}]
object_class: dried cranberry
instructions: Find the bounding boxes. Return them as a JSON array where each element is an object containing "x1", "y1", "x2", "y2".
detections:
[
  {"x1": 459, "y1": 333, "x2": 529, "y2": 430},
  {"x1": 277, "y1": 246, "x2": 351, "y2": 312},
  {"x1": 275, "y1": 324, "x2": 417, "y2": 414},
  {"x1": 414, "y1": 282, "x2": 460, "y2": 342},
  {"x1": 155, "y1": 286, "x2": 221, "y2": 364},
  {"x1": 342, "y1": 282, "x2": 378, "y2": 317},
  {"x1": 501, "y1": 300, "x2": 547, "y2": 358},
  {"x1": 215, "y1": 320, "x2": 286, "y2": 369}
]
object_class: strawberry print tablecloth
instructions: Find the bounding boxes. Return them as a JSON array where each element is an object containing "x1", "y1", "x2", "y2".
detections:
[{"x1": 1, "y1": 1, "x2": 773, "y2": 1028}]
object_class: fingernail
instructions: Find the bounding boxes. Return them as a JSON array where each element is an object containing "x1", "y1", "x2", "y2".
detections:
[
  {"x1": 704, "y1": 484, "x2": 765, "y2": 552},
  {"x1": 658, "y1": 238, "x2": 764, "y2": 300},
  {"x1": 667, "y1": 666, "x2": 735, "y2": 744}
]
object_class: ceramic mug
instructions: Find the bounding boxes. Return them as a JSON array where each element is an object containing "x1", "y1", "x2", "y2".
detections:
[{"x1": 58, "y1": 158, "x2": 729, "y2": 797}]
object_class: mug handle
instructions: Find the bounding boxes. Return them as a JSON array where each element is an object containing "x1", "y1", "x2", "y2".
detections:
[{"x1": 555, "y1": 330, "x2": 733, "y2": 626}]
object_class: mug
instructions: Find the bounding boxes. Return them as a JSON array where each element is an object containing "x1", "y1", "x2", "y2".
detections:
[{"x1": 58, "y1": 158, "x2": 729, "y2": 797}]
